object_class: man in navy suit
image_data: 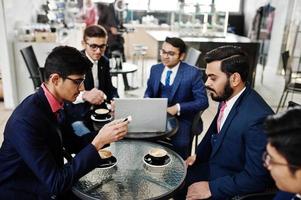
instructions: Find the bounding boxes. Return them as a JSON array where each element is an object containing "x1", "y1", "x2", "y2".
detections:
[
  {"x1": 0, "y1": 46, "x2": 128, "y2": 199},
  {"x1": 144, "y1": 37, "x2": 208, "y2": 159},
  {"x1": 65, "y1": 25, "x2": 119, "y2": 135},
  {"x1": 264, "y1": 108, "x2": 301, "y2": 200},
  {"x1": 184, "y1": 46, "x2": 274, "y2": 199}
]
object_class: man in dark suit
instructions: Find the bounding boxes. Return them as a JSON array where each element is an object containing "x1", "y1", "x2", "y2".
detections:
[
  {"x1": 144, "y1": 37, "x2": 208, "y2": 159},
  {"x1": 184, "y1": 46, "x2": 274, "y2": 199},
  {"x1": 66, "y1": 25, "x2": 119, "y2": 135},
  {"x1": 0, "y1": 46, "x2": 128, "y2": 199},
  {"x1": 264, "y1": 108, "x2": 301, "y2": 200}
]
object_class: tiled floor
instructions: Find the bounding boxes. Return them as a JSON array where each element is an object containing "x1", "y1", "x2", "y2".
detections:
[{"x1": 1, "y1": 59, "x2": 301, "y2": 147}]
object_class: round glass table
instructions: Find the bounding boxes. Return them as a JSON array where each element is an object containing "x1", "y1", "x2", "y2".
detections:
[{"x1": 72, "y1": 140, "x2": 187, "y2": 200}]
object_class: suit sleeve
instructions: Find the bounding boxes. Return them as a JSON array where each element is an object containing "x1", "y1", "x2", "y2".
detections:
[
  {"x1": 144, "y1": 66, "x2": 155, "y2": 98},
  {"x1": 9, "y1": 117, "x2": 102, "y2": 196},
  {"x1": 208, "y1": 117, "x2": 271, "y2": 199},
  {"x1": 179, "y1": 69, "x2": 208, "y2": 114}
]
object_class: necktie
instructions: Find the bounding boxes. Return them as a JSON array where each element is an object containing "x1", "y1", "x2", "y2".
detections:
[
  {"x1": 165, "y1": 70, "x2": 172, "y2": 86},
  {"x1": 217, "y1": 101, "x2": 227, "y2": 132}
]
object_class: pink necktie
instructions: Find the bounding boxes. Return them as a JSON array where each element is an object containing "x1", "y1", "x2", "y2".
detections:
[{"x1": 217, "y1": 102, "x2": 227, "y2": 132}]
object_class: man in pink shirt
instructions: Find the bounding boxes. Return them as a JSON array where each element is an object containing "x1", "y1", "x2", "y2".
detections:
[{"x1": 0, "y1": 46, "x2": 128, "y2": 199}]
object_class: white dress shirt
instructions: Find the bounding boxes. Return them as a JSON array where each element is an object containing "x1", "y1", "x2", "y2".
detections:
[{"x1": 160, "y1": 62, "x2": 181, "y2": 115}]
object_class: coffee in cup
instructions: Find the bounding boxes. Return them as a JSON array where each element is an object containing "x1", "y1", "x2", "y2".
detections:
[
  {"x1": 149, "y1": 148, "x2": 168, "y2": 164},
  {"x1": 93, "y1": 108, "x2": 110, "y2": 120},
  {"x1": 98, "y1": 149, "x2": 113, "y2": 159}
]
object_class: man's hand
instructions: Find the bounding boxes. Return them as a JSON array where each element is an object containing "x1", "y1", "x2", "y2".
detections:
[
  {"x1": 91, "y1": 119, "x2": 128, "y2": 151},
  {"x1": 110, "y1": 27, "x2": 118, "y2": 35},
  {"x1": 167, "y1": 104, "x2": 178, "y2": 116},
  {"x1": 185, "y1": 155, "x2": 196, "y2": 167},
  {"x1": 82, "y1": 88, "x2": 106, "y2": 105},
  {"x1": 186, "y1": 181, "x2": 211, "y2": 200},
  {"x1": 110, "y1": 100, "x2": 115, "y2": 112}
]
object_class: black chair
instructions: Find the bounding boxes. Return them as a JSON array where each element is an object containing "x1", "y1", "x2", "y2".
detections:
[
  {"x1": 191, "y1": 110, "x2": 204, "y2": 154},
  {"x1": 20, "y1": 46, "x2": 44, "y2": 90},
  {"x1": 276, "y1": 51, "x2": 301, "y2": 113}
]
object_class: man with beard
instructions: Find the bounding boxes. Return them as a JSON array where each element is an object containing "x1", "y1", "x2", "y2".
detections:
[{"x1": 182, "y1": 46, "x2": 274, "y2": 200}]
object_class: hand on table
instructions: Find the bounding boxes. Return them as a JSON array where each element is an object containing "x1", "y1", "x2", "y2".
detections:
[
  {"x1": 186, "y1": 181, "x2": 211, "y2": 200},
  {"x1": 167, "y1": 104, "x2": 178, "y2": 116}
]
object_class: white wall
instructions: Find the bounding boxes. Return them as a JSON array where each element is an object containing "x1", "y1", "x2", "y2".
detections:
[{"x1": 0, "y1": 0, "x2": 45, "y2": 108}]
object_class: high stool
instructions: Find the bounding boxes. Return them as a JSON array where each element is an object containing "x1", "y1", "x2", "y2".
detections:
[{"x1": 132, "y1": 44, "x2": 148, "y2": 86}]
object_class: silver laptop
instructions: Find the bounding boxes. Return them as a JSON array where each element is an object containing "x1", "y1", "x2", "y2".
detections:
[{"x1": 114, "y1": 98, "x2": 168, "y2": 132}]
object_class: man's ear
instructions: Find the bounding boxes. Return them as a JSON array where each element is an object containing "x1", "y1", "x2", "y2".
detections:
[
  {"x1": 230, "y1": 72, "x2": 242, "y2": 87},
  {"x1": 49, "y1": 73, "x2": 61, "y2": 86},
  {"x1": 81, "y1": 40, "x2": 86, "y2": 49},
  {"x1": 180, "y1": 53, "x2": 186, "y2": 61}
]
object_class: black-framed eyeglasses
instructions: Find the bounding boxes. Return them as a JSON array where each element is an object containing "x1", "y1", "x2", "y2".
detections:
[
  {"x1": 262, "y1": 151, "x2": 300, "y2": 169},
  {"x1": 160, "y1": 49, "x2": 178, "y2": 57},
  {"x1": 65, "y1": 77, "x2": 85, "y2": 88},
  {"x1": 86, "y1": 42, "x2": 108, "y2": 51}
]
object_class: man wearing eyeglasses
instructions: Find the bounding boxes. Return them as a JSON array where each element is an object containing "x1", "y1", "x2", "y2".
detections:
[
  {"x1": 66, "y1": 25, "x2": 119, "y2": 135},
  {"x1": 264, "y1": 108, "x2": 301, "y2": 200},
  {"x1": 144, "y1": 37, "x2": 209, "y2": 159},
  {"x1": 0, "y1": 46, "x2": 128, "y2": 199}
]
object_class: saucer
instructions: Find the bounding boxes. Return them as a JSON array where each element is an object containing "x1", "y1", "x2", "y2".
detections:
[
  {"x1": 97, "y1": 156, "x2": 117, "y2": 169},
  {"x1": 91, "y1": 115, "x2": 112, "y2": 122},
  {"x1": 143, "y1": 154, "x2": 171, "y2": 167}
]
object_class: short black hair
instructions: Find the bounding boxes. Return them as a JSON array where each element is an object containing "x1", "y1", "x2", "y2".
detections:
[
  {"x1": 44, "y1": 46, "x2": 91, "y2": 80},
  {"x1": 83, "y1": 25, "x2": 107, "y2": 41},
  {"x1": 165, "y1": 37, "x2": 187, "y2": 54},
  {"x1": 264, "y1": 107, "x2": 301, "y2": 173},
  {"x1": 204, "y1": 45, "x2": 249, "y2": 82}
]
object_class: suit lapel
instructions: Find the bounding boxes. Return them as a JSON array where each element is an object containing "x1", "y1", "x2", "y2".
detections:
[
  {"x1": 210, "y1": 86, "x2": 251, "y2": 158},
  {"x1": 169, "y1": 62, "x2": 184, "y2": 101},
  {"x1": 153, "y1": 64, "x2": 165, "y2": 96}
]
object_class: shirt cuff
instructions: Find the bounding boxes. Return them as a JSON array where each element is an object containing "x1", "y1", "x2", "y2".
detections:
[
  {"x1": 176, "y1": 103, "x2": 181, "y2": 116},
  {"x1": 73, "y1": 91, "x2": 85, "y2": 104}
]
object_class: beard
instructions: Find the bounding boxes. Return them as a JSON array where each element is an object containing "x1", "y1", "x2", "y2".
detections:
[{"x1": 207, "y1": 79, "x2": 233, "y2": 102}]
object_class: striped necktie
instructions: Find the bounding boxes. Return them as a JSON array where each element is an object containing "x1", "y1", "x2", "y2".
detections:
[{"x1": 217, "y1": 101, "x2": 227, "y2": 132}]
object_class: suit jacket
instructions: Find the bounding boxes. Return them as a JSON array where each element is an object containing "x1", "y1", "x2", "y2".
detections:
[
  {"x1": 83, "y1": 53, "x2": 118, "y2": 101},
  {"x1": 65, "y1": 52, "x2": 119, "y2": 122},
  {"x1": 0, "y1": 88, "x2": 105, "y2": 199},
  {"x1": 273, "y1": 191, "x2": 298, "y2": 200},
  {"x1": 144, "y1": 61, "x2": 208, "y2": 158},
  {"x1": 194, "y1": 85, "x2": 274, "y2": 199}
]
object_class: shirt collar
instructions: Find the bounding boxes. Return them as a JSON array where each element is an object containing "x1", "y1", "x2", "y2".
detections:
[
  {"x1": 85, "y1": 51, "x2": 98, "y2": 65},
  {"x1": 164, "y1": 61, "x2": 180, "y2": 74},
  {"x1": 224, "y1": 87, "x2": 246, "y2": 110},
  {"x1": 41, "y1": 83, "x2": 63, "y2": 113}
]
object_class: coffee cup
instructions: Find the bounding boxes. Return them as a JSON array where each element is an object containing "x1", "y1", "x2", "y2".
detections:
[
  {"x1": 148, "y1": 148, "x2": 168, "y2": 164},
  {"x1": 93, "y1": 108, "x2": 110, "y2": 120}
]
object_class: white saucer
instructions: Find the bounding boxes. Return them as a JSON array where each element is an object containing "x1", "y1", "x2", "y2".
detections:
[{"x1": 91, "y1": 115, "x2": 113, "y2": 122}]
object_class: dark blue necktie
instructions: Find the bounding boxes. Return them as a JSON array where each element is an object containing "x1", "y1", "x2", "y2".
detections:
[
  {"x1": 165, "y1": 70, "x2": 172, "y2": 86},
  {"x1": 57, "y1": 109, "x2": 65, "y2": 124}
]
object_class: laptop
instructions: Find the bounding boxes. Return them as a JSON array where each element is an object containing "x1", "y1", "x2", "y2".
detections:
[{"x1": 114, "y1": 98, "x2": 168, "y2": 132}]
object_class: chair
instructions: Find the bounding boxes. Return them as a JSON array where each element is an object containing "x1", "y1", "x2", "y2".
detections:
[
  {"x1": 191, "y1": 110, "x2": 204, "y2": 154},
  {"x1": 184, "y1": 48, "x2": 201, "y2": 67},
  {"x1": 276, "y1": 51, "x2": 301, "y2": 113},
  {"x1": 20, "y1": 46, "x2": 44, "y2": 90}
]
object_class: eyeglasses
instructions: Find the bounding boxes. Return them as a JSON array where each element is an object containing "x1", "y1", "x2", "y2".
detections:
[
  {"x1": 86, "y1": 42, "x2": 108, "y2": 51},
  {"x1": 262, "y1": 151, "x2": 300, "y2": 169},
  {"x1": 65, "y1": 77, "x2": 85, "y2": 88},
  {"x1": 160, "y1": 49, "x2": 178, "y2": 57}
]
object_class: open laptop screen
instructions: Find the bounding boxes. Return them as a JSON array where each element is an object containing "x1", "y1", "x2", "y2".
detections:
[{"x1": 114, "y1": 98, "x2": 168, "y2": 133}]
